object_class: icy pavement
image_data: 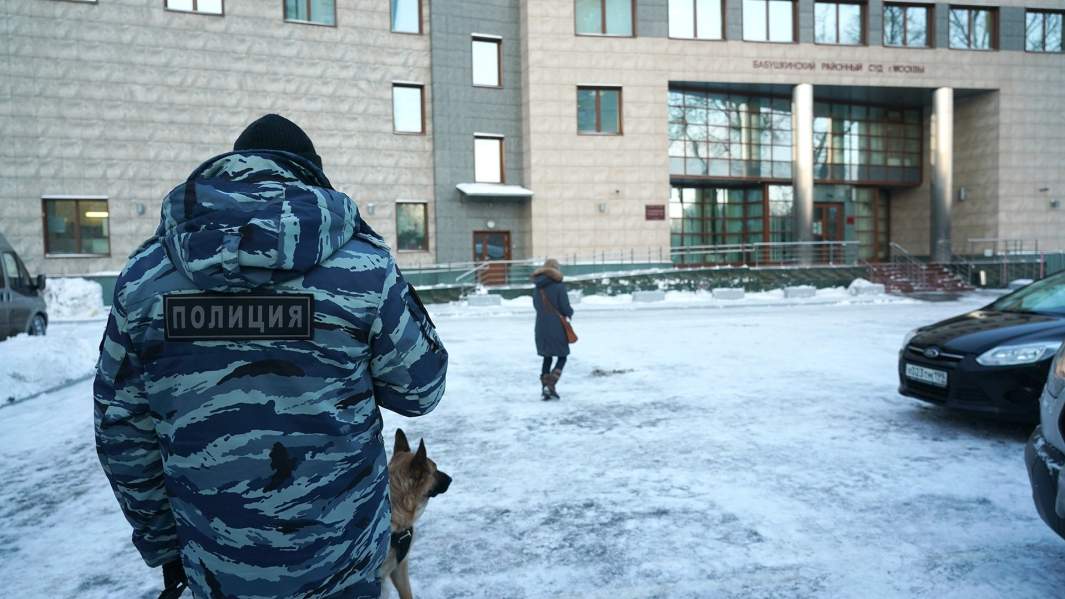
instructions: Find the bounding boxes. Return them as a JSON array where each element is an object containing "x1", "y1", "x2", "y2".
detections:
[{"x1": 2, "y1": 298, "x2": 1065, "y2": 598}]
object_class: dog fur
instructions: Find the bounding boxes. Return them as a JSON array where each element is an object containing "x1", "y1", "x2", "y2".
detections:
[{"x1": 378, "y1": 429, "x2": 451, "y2": 599}]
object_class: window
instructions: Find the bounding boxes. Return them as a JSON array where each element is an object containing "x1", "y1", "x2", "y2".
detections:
[
  {"x1": 392, "y1": 84, "x2": 424, "y2": 134},
  {"x1": 42, "y1": 198, "x2": 110, "y2": 256},
  {"x1": 2, "y1": 253, "x2": 32, "y2": 292},
  {"x1": 396, "y1": 203, "x2": 429, "y2": 251},
  {"x1": 949, "y1": 6, "x2": 995, "y2": 50},
  {"x1": 813, "y1": 101, "x2": 922, "y2": 184},
  {"x1": 743, "y1": 0, "x2": 795, "y2": 42},
  {"x1": 165, "y1": 0, "x2": 223, "y2": 14},
  {"x1": 575, "y1": 0, "x2": 634, "y2": 36},
  {"x1": 472, "y1": 36, "x2": 502, "y2": 87},
  {"x1": 284, "y1": 0, "x2": 335, "y2": 26},
  {"x1": 815, "y1": 1, "x2": 864, "y2": 45},
  {"x1": 474, "y1": 136, "x2": 504, "y2": 183},
  {"x1": 391, "y1": 0, "x2": 421, "y2": 34},
  {"x1": 884, "y1": 3, "x2": 930, "y2": 47},
  {"x1": 668, "y1": 89, "x2": 793, "y2": 179},
  {"x1": 1026, "y1": 10, "x2": 1063, "y2": 53},
  {"x1": 668, "y1": 0, "x2": 724, "y2": 40},
  {"x1": 577, "y1": 87, "x2": 622, "y2": 135}
]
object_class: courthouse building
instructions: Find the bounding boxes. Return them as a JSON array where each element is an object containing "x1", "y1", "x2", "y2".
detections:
[{"x1": 2, "y1": 0, "x2": 1064, "y2": 276}]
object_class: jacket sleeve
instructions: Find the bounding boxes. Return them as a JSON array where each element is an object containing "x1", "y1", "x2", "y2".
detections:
[
  {"x1": 370, "y1": 258, "x2": 448, "y2": 417},
  {"x1": 94, "y1": 300, "x2": 180, "y2": 568},
  {"x1": 557, "y1": 283, "x2": 575, "y2": 318}
]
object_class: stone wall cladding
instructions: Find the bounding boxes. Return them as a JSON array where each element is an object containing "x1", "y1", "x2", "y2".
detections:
[
  {"x1": 3, "y1": 0, "x2": 434, "y2": 275},
  {"x1": 429, "y1": 0, "x2": 529, "y2": 263}
]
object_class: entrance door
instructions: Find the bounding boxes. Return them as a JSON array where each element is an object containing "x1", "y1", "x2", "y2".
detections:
[
  {"x1": 473, "y1": 231, "x2": 511, "y2": 286},
  {"x1": 813, "y1": 203, "x2": 845, "y2": 262}
]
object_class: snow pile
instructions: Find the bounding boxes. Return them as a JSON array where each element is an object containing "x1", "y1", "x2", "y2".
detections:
[
  {"x1": 0, "y1": 322, "x2": 102, "y2": 403},
  {"x1": 848, "y1": 277, "x2": 886, "y2": 296},
  {"x1": 436, "y1": 285, "x2": 908, "y2": 319},
  {"x1": 44, "y1": 278, "x2": 106, "y2": 321}
]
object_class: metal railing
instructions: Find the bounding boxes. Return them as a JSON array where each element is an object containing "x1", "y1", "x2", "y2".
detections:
[
  {"x1": 403, "y1": 241, "x2": 861, "y2": 288},
  {"x1": 669, "y1": 241, "x2": 859, "y2": 268},
  {"x1": 967, "y1": 238, "x2": 1041, "y2": 257},
  {"x1": 889, "y1": 242, "x2": 928, "y2": 289}
]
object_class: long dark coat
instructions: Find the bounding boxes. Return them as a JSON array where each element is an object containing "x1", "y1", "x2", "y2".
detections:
[{"x1": 532, "y1": 267, "x2": 574, "y2": 357}]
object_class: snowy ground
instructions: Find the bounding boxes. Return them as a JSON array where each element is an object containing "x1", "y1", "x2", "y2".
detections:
[{"x1": 3, "y1": 297, "x2": 1065, "y2": 598}]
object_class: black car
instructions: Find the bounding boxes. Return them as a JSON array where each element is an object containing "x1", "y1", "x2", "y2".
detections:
[{"x1": 899, "y1": 272, "x2": 1065, "y2": 422}]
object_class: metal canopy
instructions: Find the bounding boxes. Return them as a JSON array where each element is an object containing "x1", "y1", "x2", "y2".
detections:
[{"x1": 456, "y1": 183, "x2": 534, "y2": 200}]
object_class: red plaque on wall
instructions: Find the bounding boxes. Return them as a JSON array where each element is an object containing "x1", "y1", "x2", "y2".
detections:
[{"x1": 645, "y1": 205, "x2": 666, "y2": 221}]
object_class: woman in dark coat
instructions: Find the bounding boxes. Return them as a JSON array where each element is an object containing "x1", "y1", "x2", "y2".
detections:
[{"x1": 532, "y1": 258, "x2": 574, "y2": 400}]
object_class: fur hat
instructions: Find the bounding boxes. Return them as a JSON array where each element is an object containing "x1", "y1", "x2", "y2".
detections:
[{"x1": 532, "y1": 258, "x2": 563, "y2": 282}]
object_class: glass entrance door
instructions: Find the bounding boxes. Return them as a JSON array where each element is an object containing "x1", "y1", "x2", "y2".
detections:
[
  {"x1": 473, "y1": 231, "x2": 511, "y2": 285},
  {"x1": 813, "y1": 202, "x2": 845, "y2": 262}
]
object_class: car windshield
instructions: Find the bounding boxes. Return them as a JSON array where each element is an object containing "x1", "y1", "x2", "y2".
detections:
[{"x1": 990, "y1": 272, "x2": 1065, "y2": 314}]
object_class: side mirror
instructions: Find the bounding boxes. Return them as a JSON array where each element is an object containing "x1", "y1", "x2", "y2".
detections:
[{"x1": 35, "y1": 274, "x2": 46, "y2": 291}]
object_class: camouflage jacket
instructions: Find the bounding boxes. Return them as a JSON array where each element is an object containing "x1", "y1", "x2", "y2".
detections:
[{"x1": 94, "y1": 151, "x2": 447, "y2": 598}]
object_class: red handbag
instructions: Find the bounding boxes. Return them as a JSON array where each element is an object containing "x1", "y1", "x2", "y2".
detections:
[{"x1": 540, "y1": 289, "x2": 578, "y2": 344}]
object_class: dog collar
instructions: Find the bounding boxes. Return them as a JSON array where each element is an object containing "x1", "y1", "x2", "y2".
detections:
[{"x1": 391, "y1": 528, "x2": 413, "y2": 563}]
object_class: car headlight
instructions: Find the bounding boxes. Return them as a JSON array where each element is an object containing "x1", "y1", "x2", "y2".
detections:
[
  {"x1": 901, "y1": 328, "x2": 919, "y2": 349},
  {"x1": 1047, "y1": 349, "x2": 1065, "y2": 398},
  {"x1": 976, "y1": 341, "x2": 1063, "y2": 367}
]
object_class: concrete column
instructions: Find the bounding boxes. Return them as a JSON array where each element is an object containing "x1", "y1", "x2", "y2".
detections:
[
  {"x1": 930, "y1": 87, "x2": 954, "y2": 262},
  {"x1": 792, "y1": 83, "x2": 814, "y2": 264}
]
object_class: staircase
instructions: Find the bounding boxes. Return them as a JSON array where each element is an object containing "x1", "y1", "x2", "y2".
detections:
[{"x1": 868, "y1": 243, "x2": 974, "y2": 294}]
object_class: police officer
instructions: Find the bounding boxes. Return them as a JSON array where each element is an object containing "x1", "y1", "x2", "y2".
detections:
[{"x1": 94, "y1": 114, "x2": 448, "y2": 598}]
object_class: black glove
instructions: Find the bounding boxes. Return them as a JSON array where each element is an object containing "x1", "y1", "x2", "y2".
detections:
[{"x1": 158, "y1": 560, "x2": 187, "y2": 599}]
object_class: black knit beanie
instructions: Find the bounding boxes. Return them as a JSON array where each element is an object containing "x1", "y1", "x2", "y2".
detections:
[{"x1": 233, "y1": 114, "x2": 323, "y2": 169}]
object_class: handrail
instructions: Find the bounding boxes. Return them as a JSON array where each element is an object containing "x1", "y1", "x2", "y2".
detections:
[{"x1": 889, "y1": 242, "x2": 927, "y2": 288}]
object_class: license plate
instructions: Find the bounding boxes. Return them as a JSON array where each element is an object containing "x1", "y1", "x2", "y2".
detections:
[{"x1": 905, "y1": 363, "x2": 948, "y2": 388}]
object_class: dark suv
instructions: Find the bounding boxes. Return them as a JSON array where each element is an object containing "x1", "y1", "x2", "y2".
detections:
[{"x1": 0, "y1": 232, "x2": 48, "y2": 340}]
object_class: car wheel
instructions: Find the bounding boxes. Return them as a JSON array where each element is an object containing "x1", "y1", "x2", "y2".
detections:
[{"x1": 28, "y1": 314, "x2": 47, "y2": 336}]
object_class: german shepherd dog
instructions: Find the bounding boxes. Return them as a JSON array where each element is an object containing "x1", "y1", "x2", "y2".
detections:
[{"x1": 378, "y1": 429, "x2": 452, "y2": 599}]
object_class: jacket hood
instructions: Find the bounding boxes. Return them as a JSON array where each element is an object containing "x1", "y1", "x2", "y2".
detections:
[
  {"x1": 533, "y1": 266, "x2": 563, "y2": 288},
  {"x1": 157, "y1": 151, "x2": 372, "y2": 292}
]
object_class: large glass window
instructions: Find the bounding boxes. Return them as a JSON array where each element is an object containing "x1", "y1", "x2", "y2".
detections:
[
  {"x1": 884, "y1": 3, "x2": 930, "y2": 47},
  {"x1": 474, "y1": 136, "x2": 504, "y2": 183},
  {"x1": 165, "y1": 0, "x2": 223, "y2": 14},
  {"x1": 284, "y1": 0, "x2": 335, "y2": 25},
  {"x1": 43, "y1": 198, "x2": 110, "y2": 256},
  {"x1": 815, "y1": 1, "x2": 864, "y2": 45},
  {"x1": 669, "y1": 89, "x2": 793, "y2": 179},
  {"x1": 392, "y1": 84, "x2": 424, "y2": 134},
  {"x1": 949, "y1": 6, "x2": 995, "y2": 50},
  {"x1": 1026, "y1": 10, "x2": 1063, "y2": 53},
  {"x1": 744, "y1": 0, "x2": 795, "y2": 42},
  {"x1": 670, "y1": 187, "x2": 767, "y2": 264},
  {"x1": 813, "y1": 102, "x2": 922, "y2": 184},
  {"x1": 577, "y1": 87, "x2": 622, "y2": 134},
  {"x1": 396, "y1": 203, "x2": 429, "y2": 251},
  {"x1": 668, "y1": 0, "x2": 724, "y2": 40},
  {"x1": 668, "y1": 89, "x2": 922, "y2": 186},
  {"x1": 575, "y1": 0, "x2": 634, "y2": 36},
  {"x1": 391, "y1": 0, "x2": 421, "y2": 33},
  {"x1": 472, "y1": 37, "x2": 502, "y2": 87}
]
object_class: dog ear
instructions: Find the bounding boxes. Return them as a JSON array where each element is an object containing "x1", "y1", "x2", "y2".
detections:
[
  {"x1": 394, "y1": 429, "x2": 411, "y2": 454},
  {"x1": 409, "y1": 440, "x2": 428, "y2": 475}
]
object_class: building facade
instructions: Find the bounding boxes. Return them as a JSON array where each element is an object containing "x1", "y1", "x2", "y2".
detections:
[{"x1": 2, "y1": 0, "x2": 1064, "y2": 277}]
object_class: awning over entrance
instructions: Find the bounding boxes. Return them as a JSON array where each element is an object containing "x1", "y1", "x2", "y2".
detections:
[{"x1": 456, "y1": 183, "x2": 533, "y2": 200}]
